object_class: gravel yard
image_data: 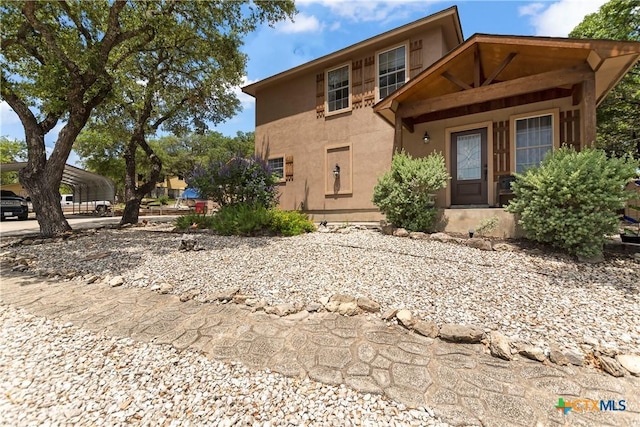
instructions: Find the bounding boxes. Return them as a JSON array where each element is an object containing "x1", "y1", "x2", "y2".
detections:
[{"x1": 5, "y1": 224, "x2": 639, "y2": 356}]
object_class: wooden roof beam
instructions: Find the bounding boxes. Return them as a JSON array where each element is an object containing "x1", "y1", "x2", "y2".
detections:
[
  {"x1": 482, "y1": 52, "x2": 517, "y2": 86},
  {"x1": 442, "y1": 71, "x2": 472, "y2": 90},
  {"x1": 397, "y1": 63, "x2": 593, "y2": 119}
]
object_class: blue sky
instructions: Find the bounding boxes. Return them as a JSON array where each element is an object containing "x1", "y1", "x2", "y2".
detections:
[{"x1": 0, "y1": 0, "x2": 608, "y2": 166}]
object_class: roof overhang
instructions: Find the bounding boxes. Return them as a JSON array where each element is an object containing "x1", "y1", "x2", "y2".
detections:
[
  {"x1": 374, "y1": 34, "x2": 640, "y2": 127},
  {"x1": 242, "y1": 6, "x2": 463, "y2": 97},
  {"x1": 1, "y1": 163, "x2": 115, "y2": 202}
]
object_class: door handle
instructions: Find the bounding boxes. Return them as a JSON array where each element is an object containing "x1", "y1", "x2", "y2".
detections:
[{"x1": 484, "y1": 164, "x2": 488, "y2": 181}]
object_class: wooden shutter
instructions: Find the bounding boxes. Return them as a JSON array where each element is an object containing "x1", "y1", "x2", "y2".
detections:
[
  {"x1": 560, "y1": 110, "x2": 581, "y2": 151},
  {"x1": 352, "y1": 59, "x2": 363, "y2": 109},
  {"x1": 285, "y1": 156, "x2": 294, "y2": 182},
  {"x1": 316, "y1": 73, "x2": 325, "y2": 118},
  {"x1": 409, "y1": 39, "x2": 423, "y2": 79},
  {"x1": 363, "y1": 56, "x2": 376, "y2": 107},
  {"x1": 493, "y1": 120, "x2": 510, "y2": 180}
]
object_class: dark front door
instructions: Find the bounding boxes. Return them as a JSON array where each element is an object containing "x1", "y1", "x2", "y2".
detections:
[{"x1": 451, "y1": 128, "x2": 488, "y2": 205}]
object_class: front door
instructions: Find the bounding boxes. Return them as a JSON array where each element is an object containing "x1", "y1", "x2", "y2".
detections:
[{"x1": 451, "y1": 128, "x2": 488, "y2": 205}]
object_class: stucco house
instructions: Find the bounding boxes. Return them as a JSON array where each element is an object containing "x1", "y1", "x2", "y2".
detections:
[{"x1": 242, "y1": 6, "x2": 640, "y2": 237}]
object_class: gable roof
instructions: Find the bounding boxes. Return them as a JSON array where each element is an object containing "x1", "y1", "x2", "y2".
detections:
[
  {"x1": 242, "y1": 6, "x2": 463, "y2": 97},
  {"x1": 374, "y1": 33, "x2": 640, "y2": 125}
]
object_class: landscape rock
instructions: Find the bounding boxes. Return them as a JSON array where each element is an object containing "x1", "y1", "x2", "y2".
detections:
[
  {"x1": 616, "y1": 354, "x2": 640, "y2": 376},
  {"x1": 395, "y1": 309, "x2": 415, "y2": 329},
  {"x1": 357, "y1": 297, "x2": 381, "y2": 313},
  {"x1": 330, "y1": 293, "x2": 356, "y2": 304},
  {"x1": 519, "y1": 345, "x2": 546, "y2": 362},
  {"x1": 178, "y1": 234, "x2": 197, "y2": 251},
  {"x1": 563, "y1": 349, "x2": 584, "y2": 366},
  {"x1": 439, "y1": 324, "x2": 484, "y2": 343},
  {"x1": 216, "y1": 286, "x2": 240, "y2": 302},
  {"x1": 429, "y1": 232, "x2": 454, "y2": 243},
  {"x1": 465, "y1": 238, "x2": 493, "y2": 251},
  {"x1": 549, "y1": 345, "x2": 570, "y2": 366},
  {"x1": 159, "y1": 282, "x2": 174, "y2": 294},
  {"x1": 492, "y1": 242, "x2": 519, "y2": 252},
  {"x1": 393, "y1": 228, "x2": 409, "y2": 237},
  {"x1": 408, "y1": 232, "x2": 428, "y2": 240},
  {"x1": 379, "y1": 221, "x2": 396, "y2": 236},
  {"x1": 598, "y1": 355, "x2": 625, "y2": 377},
  {"x1": 337, "y1": 302, "x2": 358, "y2": 316},
  {"x1": 273, "y1": 303, "x2": 297, "y2": 317},
  {"x1": 306, "y1": 302, "x2": 323, "y2": 312},
  {"x1": 109, "y1": 276, "x2": 125, "y2": 287},
  {"x1": 413, "y1": 320, "x2": 439, "y2": 338},
  {"x1": 381, "y1": 308, "x2": 398, "y2": 321},
  {"x1": 324, "y1": 301, "x2": 341, "y2": 313},
  {"x1": 488, "y1": 331, "x2": 512, "y2": 360}
]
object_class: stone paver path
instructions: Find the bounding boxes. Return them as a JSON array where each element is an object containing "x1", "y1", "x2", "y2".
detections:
[{"x1": 1, "y1": 271, "x2": 638, "y2": 427}]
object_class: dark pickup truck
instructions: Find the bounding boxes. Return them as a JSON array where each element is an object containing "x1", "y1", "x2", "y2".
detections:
[{"x1": 0, "y1": 190, "x2": 29, "y2": 220}]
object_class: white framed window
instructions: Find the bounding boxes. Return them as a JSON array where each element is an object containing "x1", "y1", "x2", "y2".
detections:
[
  {"x1": 326, "y1": 64, "x2": 350, "y2": 113},
  {"x1": 267, "y1": 157, "x2": 284, "y2": 179},
  {"x1": 377, "y1": 45, "x2": 407, "y2": 100},
  {"x1": 514, "y1": 113, "x2": 554, "y2": 173}
]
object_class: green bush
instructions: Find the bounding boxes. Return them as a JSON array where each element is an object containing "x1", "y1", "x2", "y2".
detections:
[
  {"x1": 506, "y1": 146, "x2": 638, "y2": 257},
  {"x1": 211, "y1": 203, "x2": 271, "y2": 236},
  {"x1": 207, "y1": 203, "x2": 316, "y2": 236},
  {"x1": 174, "y1": 213, "x2": 215, "y2": 230},
  {"x1": 372, "y1": 150, "x2": 449, "y2": 231},
  {"x1": 158, "y1": 196, "x2": 170, "y2": 205},
  {"x1": 269, "y1": 209, "x2": 316, "y2": 236}
]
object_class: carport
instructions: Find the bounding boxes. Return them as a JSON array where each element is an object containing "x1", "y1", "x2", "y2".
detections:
[{"x1": 1, "y1": 162, "x2": 115, "y2": 214}]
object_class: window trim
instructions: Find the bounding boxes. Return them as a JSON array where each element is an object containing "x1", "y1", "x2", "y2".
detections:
[
  {"x1": 267, "y1": 155, "x2": 286, "y2": 183},
  {"x1": 375, "y1": 42, "x2": 409, "y2": 102},
  {"x1": 325, "y1": 63, "x2": 352, "y2": 116},
  {"x1": 510, "y1": 108, "x2": 560, "y2": 174}
]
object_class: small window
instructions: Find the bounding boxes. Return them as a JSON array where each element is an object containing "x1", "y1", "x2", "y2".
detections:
[
  {"x1": 378, "y1": 45, "x2": 406, "y2": 99},
  {"x1": 327, "y1": 65, "x2": 350, "y2": 113},
  {"x1": 515, "y1": 114, "x2": 553, "y2": 173},
  {"x1": 268, "y1": 157, "x2": 284, "y2": 179}
]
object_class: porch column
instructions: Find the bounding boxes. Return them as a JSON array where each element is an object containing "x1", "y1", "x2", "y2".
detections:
[
  {"x1": 581, "y1": 74, "x2": 597, "y2": 148},
  {"x1": 394, "y1": 114, "x2": 403, "y2": 152}
]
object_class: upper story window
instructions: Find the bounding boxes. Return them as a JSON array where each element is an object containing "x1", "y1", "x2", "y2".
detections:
[
  {"x1": 268, "y1": 157, "x2": 284, "y2": 179},
  {"x1": 327, "y1": 64, "x2": 350, "y2": 113},
  {"x1": 515, "y1": 114, "x2": 553, "y2": 173},
  {"x1": 378, "y1": 45, "x2": 406, "y2": 99}
]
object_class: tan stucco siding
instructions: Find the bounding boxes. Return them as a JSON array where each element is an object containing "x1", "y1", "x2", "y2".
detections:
[{"x1": 253, "y1": 26, "x2": 453, "y2": 220}]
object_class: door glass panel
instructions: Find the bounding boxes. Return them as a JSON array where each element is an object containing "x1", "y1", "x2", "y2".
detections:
[{"x1": 456, "y1": 134, "x2": 481, "y2": 180}]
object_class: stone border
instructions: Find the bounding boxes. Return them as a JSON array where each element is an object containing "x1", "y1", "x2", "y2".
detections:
[{"x1": 1, "y1": 223, "x2": 639, "y2": 379}]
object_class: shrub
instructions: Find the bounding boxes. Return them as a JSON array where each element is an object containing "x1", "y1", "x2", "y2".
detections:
[
  {"x1": 506, "y1": 146, "x2": 638, "y2": 257},
  {"x1": 158, "y1": 196, "x2": 170, "y2": 205},
  {"x1": 211, "y1": 203, "x2": 272, "y2": 236},
  {"x1": 269, "y1": 209, "x2": 316, "y2": 236},
  {"x1": 174, "y1": 213, "x2": 215, "y2": 230},
  {"x1": 474, "y1": 216, "x2": 499, "y2": 237},
  {"x1": 186, "y1": 154, "x2": 278, "y2": 209},
  {"x1": 372, "y1": 150, "x2": 449, "y2": 231}
]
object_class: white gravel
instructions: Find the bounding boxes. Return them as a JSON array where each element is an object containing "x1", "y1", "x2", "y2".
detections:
[
  {"x1": 0, "y1": 305, "x2": 450, "y2": 427},
  {"x1": 5, "y1": 224, "x2": 640, "y2": 356}
]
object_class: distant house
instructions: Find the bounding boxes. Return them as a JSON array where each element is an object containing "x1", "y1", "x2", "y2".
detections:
[{"x1": 242, "y1": 6, "x2": 640, "y2": 237}]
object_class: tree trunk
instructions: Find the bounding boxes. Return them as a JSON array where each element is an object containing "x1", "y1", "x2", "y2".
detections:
[
  {"x1": 120, "y1": 198, "x2": 142, "y2": 224},
  {"x1": 18, "y1": 130, "x2": 71, "y2": 237}
]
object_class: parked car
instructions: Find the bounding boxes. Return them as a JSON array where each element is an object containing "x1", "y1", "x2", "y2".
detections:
[
  {"x1": 60, "y1": 194, "x2": 112, "y2": 214},
  {"x1": 0, "y1": 190, "x2": 29, "y2": 220}
]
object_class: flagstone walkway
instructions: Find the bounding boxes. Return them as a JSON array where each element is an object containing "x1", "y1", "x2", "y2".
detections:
[{"x1": 1, "y1": 270, "x2": 638, "y2": 426}]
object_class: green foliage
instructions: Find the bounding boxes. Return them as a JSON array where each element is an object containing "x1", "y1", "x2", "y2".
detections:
[
  {"x1": 475, "y1": 216, "x2": 500, "y2": 237},
  {"x1": 188, "y1": 155, "x2": 278, "y2": 208},
  {"x1": 570, "y1": 0, "x2": 640, "y2": 157},
  {"x1": 192, "y1": 203, "x2": 316, "y2": 236},
  {"x1": 268, "y1": 210, "x2": 316, "y2": 236},
  {"x1": 506, "y1": 146, "x2": 639, "y2": 257},
  {"x1": 174, "y1": 213, "x2": 216, "y2": 230},
  {"x1": 372, "y1": 151, "x2": 450, "y2": 231},
  {"x1": 211, "y1": 203, "x2": 272, "y2": 236},
  {"x1": 0, "y1": 137, "x2": 26, "y2": 185},
  {"x1": 158, "y1": 196, "x2": 170, "y2": 206}
]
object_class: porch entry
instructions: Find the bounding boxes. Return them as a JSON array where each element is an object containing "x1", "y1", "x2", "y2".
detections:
[{"x1": 451, "y1": 128, "x2": 488, "y2": 205}]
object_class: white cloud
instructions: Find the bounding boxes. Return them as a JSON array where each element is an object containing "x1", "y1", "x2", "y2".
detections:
[
  {"x1": 277, "y1": 13, "x2": 324, "y2": 33},
  {"x1": 519, "y1": 0, "x2": 608, "y2": 37},
  {"x1": 0, "y1": 101, "x2": 20, "y2": 126},
  {"x1": 234, "y1": 76, "x2": 257, "y2": 110}
]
